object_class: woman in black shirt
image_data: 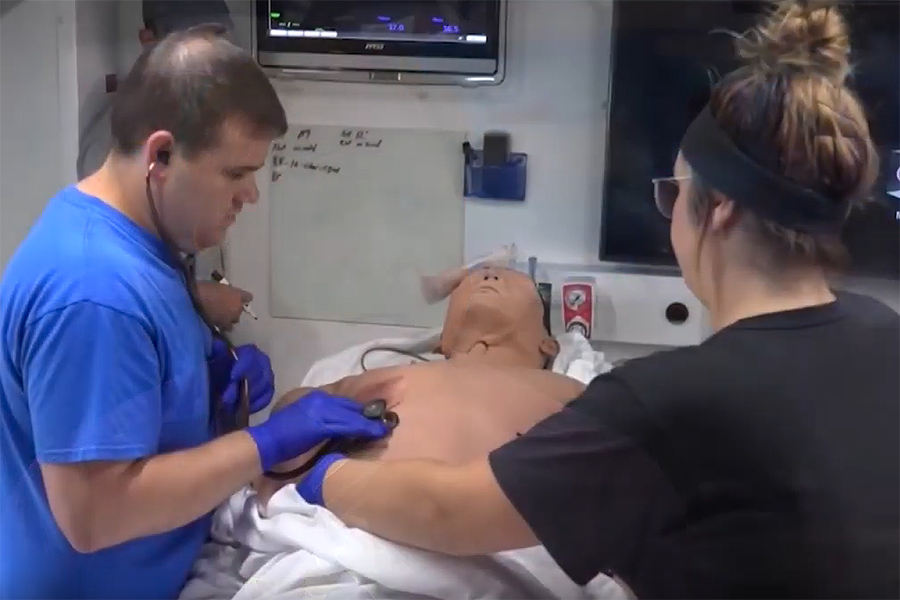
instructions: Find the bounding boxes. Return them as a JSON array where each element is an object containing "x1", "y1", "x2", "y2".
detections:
[{"x1": 293, "y1": 1, "x2": 900, "y2": 596}]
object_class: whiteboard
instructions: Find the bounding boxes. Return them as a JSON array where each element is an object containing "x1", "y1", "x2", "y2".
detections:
[{"x1": 268, "y1": 125, "x2": 466, "y2": 328}]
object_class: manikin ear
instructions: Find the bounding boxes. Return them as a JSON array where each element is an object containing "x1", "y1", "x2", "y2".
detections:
[{"x1": 539, "y1": 336, "x2": 560, "y2": 362}]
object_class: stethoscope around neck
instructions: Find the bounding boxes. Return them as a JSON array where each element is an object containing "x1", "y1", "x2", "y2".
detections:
[{"x1": 146, "y1": 156, "x2": 250, "y2": 435}]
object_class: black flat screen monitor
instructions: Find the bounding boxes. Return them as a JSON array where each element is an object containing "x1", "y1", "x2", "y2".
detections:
[
  {"x1": 600, "y1": 0, "x2": 899, "y2": 279},
  {"x1": 254, "y1": 0, "x2": 506, "y2": 84}
]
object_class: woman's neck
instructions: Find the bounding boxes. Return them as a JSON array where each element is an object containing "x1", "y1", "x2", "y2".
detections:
[{"x1": 706, "y1": 266, "x2": 836, "y2": 331}]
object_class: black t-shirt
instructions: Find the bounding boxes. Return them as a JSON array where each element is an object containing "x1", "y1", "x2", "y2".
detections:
[{"x1": 489, "y1": 292, "x2": 899, "y2": 598}]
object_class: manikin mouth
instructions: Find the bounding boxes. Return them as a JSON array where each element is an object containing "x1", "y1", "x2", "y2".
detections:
[{"x1": 474, "y1": 283, "x2": 500, "y2": 294}]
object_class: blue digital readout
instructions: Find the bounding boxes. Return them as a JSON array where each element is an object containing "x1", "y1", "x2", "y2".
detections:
[{"x1": 375, "y1": 15, "x2": 405, "y2": 31}]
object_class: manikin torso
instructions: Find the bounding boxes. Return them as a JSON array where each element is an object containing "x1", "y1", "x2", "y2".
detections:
[
  {"x1": 253, "y1": 358, "x2": 584, "y2": 505},
  {"x1": 253, "y1": 266, "x2": 586, "y2": 505}
]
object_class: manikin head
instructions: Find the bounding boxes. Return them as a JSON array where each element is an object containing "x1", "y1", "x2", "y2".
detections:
[
  {"x1": 437, "y1": 266, "x2": 559, "y2": 369},
  {"x1": 663, "y1": 0, "x2": 877, "y2": 324},
  {"x1": 109, "y1": 24, "x2": 287, "y2": 253}
]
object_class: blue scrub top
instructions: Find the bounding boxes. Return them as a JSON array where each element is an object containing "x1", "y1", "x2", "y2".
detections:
[{"x1": 0, "y1": 186, "x2": 214, "y2": 599}]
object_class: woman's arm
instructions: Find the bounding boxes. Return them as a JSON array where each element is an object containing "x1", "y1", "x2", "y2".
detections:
[
  {"x1": 300, "y1": 374, "x2": 678, "y2": 586},
  {"x1": 318, "y1": 456, "x2": 539, "y2": 556}
]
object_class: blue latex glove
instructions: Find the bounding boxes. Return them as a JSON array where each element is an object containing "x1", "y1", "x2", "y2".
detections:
[
  {"x1": 247, "y1": 391, "x2": 389, "y2": 471},
  {"x1": 208, "y1": 339, "x2": 275, "y2": 415},
  {"x1": 296, "y1": 453, "x2": 346, "y2": 507}
]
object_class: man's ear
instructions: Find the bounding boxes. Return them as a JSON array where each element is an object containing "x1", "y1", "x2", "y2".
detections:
[
  {"x1": 539, "y1": 336, "x2": 560, "y2": 361},
  {"x1": 138, "y1": 28, "x2": 157, "y2": 47}
]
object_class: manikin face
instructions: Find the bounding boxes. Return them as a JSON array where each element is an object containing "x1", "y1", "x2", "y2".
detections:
[
  {"x1": 439, "y1": 266, "x2": 558, "y2": 363},
  {"x1": 146, "y1": 118, "x2": 272, "y2": 253}
]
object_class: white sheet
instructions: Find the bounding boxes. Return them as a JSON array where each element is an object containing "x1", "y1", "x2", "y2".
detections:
[{"x1": 181, "y1": 332, "x2": 625, "y2": 600}]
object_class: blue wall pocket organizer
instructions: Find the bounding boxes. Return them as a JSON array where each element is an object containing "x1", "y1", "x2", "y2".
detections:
[{"x1": 462, "y1": 141, "x2": 527, "y2": 202}]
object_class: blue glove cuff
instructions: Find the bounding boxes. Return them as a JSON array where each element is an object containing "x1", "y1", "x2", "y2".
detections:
[
  {"x1": 246, "y1": 423, "x2": 280, "y2": 472},
  {"x1": 207, "y1": 341, "x2": 234, "y2": 399},
  {"x1": 296, "y1": 453, "x2": 346, "y2": 507}
]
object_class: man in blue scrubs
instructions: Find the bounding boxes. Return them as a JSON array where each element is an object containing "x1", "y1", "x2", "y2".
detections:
[
  {"x1": 76, "y1": 0, "x2": 252, "y2": 330},
  {"x1": 0, "y1": 24, "x2": 388, "y2": 600}
]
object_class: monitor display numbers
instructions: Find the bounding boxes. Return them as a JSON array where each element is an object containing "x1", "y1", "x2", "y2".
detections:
[
  {"x1": 266, "y1": 1, "x2": 488, "y2": 44},
  {"x1": 374, "y1": 16, "x2": 405, "y2": 32},
  {"x1": 255, "y1": 0, "x2": 505, "y2": 85},
  {"x1": 432, "y1": 16, "x2": 461, "y2": 34}
]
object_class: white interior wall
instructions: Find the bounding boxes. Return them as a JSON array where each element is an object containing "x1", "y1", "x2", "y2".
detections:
[
  {"x1": 4, "y1": 1, "x2": 895, "y2": 400},
  {"x1": 0, "y1": 0, "x2": 78, "y2": 269},
  {"x1": 1, "y1": 0, "x2": 118, "y2": 270},
  {"x1": 118, "y1": 0, "x2": 654, "y2": 393},
  {"x1": 75, "y1": 0, "x2": 121, "y2": 179},
  {"x1": 6, "y1": 0, "x2": 650, "y2": 398},
  {"x1": 217, "y1": 0, "x2": 672, "y2": 394}
]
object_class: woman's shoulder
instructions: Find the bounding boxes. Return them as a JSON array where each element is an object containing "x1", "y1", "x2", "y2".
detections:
[
  {"x1": 582, "y1": 342, "x2": 744, "y2": 424},
  {"x1": 606, "y1": 344, "x2": 714, "y2": 385},
  {"x1": 836, "y1": 290, "x2": 899, "y2": 328}
]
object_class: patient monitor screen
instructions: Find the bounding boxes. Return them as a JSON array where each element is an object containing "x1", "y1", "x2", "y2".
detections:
[
  {"x1": 601, "y1": 0, "x2": 900, "y2": 279},
  {"x1": 265, "y1": 0, "x2": 495, "y2": 45}
]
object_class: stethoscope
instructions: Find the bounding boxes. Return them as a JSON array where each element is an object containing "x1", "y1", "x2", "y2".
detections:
[
  {"x1": 146, "y1": 154, "x2": 397, "y2": 479},
  {"x1": 146, "y1": 152, "x2": 250, "y2": 435}
]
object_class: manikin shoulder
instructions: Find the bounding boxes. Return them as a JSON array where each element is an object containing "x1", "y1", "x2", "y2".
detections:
[
  {"x1": 346, "y1": 360, "x2": 587, "y2": 404},
  {"x1": 279, "y1": 360, "x2": 585, "y2": 408}
]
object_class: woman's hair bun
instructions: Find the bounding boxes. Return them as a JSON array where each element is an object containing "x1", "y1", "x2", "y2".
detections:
[{"x1": 735, "y1": 0, "x2": 852, "y2": 83}]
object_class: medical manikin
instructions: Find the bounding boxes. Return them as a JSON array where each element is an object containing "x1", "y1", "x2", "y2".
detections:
[{"x1": 253, "y1": 266, "x2": 585, "y2": 505}]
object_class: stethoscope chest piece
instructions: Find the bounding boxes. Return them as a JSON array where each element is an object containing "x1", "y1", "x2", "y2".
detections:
[
  {"x1": 262, "y1": 398, "x2": 399, "y2": 482},
  {"x1": 363, "y1": 399, "x2": 387, "y2": 418},
  {"x1": 362, "y1": 398, "x2": 399, "y2": 430},
  {"x1": 382, "y1": 410, "x2": 400, "y2": 430}
]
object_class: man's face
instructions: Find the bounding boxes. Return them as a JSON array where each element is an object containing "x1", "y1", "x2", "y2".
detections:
[{"x1": 158, "y1": 118, "x2": 271, "y2": 252}]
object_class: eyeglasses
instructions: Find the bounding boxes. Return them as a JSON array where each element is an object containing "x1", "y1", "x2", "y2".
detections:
[{"x1": 651, "y1": 175, "x2": 690, "y2": 219}]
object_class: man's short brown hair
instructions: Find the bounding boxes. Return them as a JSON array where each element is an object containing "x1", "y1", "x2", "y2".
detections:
[{"x1": 110, "y1": 24, "x2": 287, "y2": 158}]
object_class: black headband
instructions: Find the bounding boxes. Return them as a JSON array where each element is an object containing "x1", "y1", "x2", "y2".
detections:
[{"x1": 680, "y1": 105, "x2": 848, "y2": 233}]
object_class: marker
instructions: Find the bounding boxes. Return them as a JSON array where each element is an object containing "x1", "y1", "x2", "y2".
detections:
[{"x1": 210, "y1": 270, "x2": 258, "y2": 320}]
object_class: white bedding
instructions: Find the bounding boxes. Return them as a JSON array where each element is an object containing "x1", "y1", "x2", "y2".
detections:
[{"x1": 181, "y1": 331, "x2": 626, "y2": 600}]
